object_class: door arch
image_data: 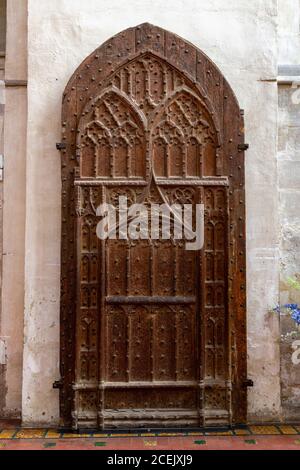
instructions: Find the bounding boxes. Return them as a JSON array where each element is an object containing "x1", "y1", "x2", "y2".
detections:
[{"x1": 59, "y1": 23, "x2": 247, "y2": 430}]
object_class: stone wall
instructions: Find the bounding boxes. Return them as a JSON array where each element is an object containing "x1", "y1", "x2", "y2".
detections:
[
  {"x1": 0, "y1": 0, "x2": 5, "y2": 418},
  {"x1": 22, "y1": 0, "x2": 280, "y2": 426},
  {"x1": 278, "y1": 0, "x2": 300, "y2": 422},
  {"x1": 278, "y1": 87, "x2": 300, "y2": 421},
  {"x1": 0, "y1": 0, "x2": 27, "y2": 419}
]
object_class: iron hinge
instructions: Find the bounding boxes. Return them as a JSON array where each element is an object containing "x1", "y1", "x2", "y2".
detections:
[
  {"x1": 53, "y1": 379, "x2": 64, "y2": 390},
  {"x1": 243, "y1": 379, "x2": 254, "y2": 388},
  {"x1": 238, "y1": 143, "x2": 249, "y2": 151},
  {"x1": 56, "y1": 142, "x2": 67, "y2": 151}
]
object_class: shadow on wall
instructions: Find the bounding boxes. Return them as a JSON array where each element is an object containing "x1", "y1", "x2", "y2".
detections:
[
  {"x1": 0, "y1": 365, "x2": 7, "y2": 415},
  {"x1": 0, "y1": 338, "x2": 7, "y2": 414},
  {"x1": 0, "y1": 0, "x2": 6, "y2": 54},
  {"x1": 0, "y1": 0, "x2": 6, "y2": 418}
]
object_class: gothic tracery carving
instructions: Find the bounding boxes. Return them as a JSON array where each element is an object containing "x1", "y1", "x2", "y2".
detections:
[{"x1": 60, "y1": 24, "x2": 247, "y2": 430}]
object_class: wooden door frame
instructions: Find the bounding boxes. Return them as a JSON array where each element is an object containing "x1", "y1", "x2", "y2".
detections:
[{"x1": 57, "y1": 23, "x2": 247, "y2": 429}]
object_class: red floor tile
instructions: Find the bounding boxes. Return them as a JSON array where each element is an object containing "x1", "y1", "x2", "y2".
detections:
[{"x1": 0, "y1": 435, "x2": 300, "y2": 451}]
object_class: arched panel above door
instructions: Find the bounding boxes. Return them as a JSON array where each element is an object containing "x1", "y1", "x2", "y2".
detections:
[
  {"x1": 78, "y1": 89, "x2": 147, "y2": 179},
  {"x1": 151, "y1": 88, "x2": 219, "y2": 178}
]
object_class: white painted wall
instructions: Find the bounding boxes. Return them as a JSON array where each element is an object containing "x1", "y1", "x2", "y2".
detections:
[
  {"x1": 278, "y1": 0, "x2": 300, "y2": 65},
  {"x1": 0, "y1": 0, "x2": 27, "y2": 419},
  {"x1": 23, "y1": 0, "x2": 280, "y2": 425}
]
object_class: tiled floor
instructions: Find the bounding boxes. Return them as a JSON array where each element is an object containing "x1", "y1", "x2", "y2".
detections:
[
  {"x1": 1, "y1": 435, "x2": 300, "y2": 450},
  {"x1": 0, "y1": 425, "x2": 300, "y2": 450}
]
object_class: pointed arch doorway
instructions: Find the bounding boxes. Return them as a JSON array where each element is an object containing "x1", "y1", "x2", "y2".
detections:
[{"x1": 59, "y1": 24, "x2": 247, "y2": 430}]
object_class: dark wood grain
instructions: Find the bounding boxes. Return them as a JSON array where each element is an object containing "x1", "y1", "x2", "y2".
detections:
[{"x1": 60, "y1": 23, "x2": 247, "y2": 430}]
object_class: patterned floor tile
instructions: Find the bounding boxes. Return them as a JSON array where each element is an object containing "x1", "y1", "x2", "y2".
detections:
[
  {"x1": 0, "y1": 430, "x2": 16, "y2": 439},
  {"x1": 234, "y1": 429, "x2": 251, "y2": 436},
  {"x1": 278, "y1": 425, "x2": 298, "y2": 435},
  {"x1": 0, "y1": 424, "x2": 299, "y2": 442},
  {"x1": 15, "y1": 429, "x2": 46, "y2": 439},
  {"x1": 249, "y1": 426, "x2": 281, "y2": 435},
  {"x1": 144, "y1": 440, "x2": 158, "y2": 447},
  {"x1": 1, "y1": 435, "x2": 300, "y2": 450},
  {"x1": 45, "y1": 430, "x2": 61, "y2": 439}
]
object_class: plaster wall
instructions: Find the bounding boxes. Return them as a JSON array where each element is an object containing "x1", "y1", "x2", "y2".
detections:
[
  {"x1": 0, "y1": 0, "x2": 27, "y2": 418},
  {"x1": 0, "y1": 13, "x2": 4, "y2": 416},
  {"x1": 22, "y1": 0, "x2": 280, "y2": 425},
  {"x1": 278, "y1": 0, "x2": 300, "y2": 421},
  {"x1": 278, "y1": 0, "x2": 300, "y2": 65}
]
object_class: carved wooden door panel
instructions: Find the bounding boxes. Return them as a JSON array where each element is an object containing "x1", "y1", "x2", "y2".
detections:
[{"x1": 59, "y1": 24, "x2": 247, "y2": 430}]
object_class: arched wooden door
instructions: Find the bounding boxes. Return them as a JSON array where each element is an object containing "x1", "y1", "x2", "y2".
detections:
[{"x1": 59, "y1": 24, "x2": 247, "y2": 430}]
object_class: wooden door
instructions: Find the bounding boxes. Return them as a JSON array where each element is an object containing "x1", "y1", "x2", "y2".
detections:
[{"x1": 59, "y1": 24, "x2": 247, "y2": 430}]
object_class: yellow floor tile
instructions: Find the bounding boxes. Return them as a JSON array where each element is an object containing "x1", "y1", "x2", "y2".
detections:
[
  {"x1": 45, "y1": 430, "x2": 61, "y2": 439},
  {"x1": 144, "y1": 440, "x2": 158, "y2": 447},
  {"x1": 278, "y1": 425, "x2": 298, "y2": 435},
  {"x1": 15, "y1": 429, "x2": 46, "y2": 439},
  {"x1": 4, "y1": 425, "x2": 299, "y2": 441},
  {"x1": 234, "y1": 429, "x2": 251, "y2": 436},
  {"x1": 249, "y1": 426, "x2": 280, "y2": 435},
  {"x1": 0, "y1": 430, "x2": 16, "y2": 439}
]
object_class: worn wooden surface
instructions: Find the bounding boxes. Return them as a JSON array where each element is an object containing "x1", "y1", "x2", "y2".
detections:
[{"x1": 60, "y1": 23, "x2": 247, "y2": 430}]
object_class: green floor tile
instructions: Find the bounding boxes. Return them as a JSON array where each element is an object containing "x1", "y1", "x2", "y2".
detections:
[
  {"x1": 245, "y1": 439, "x2": 257, "y2": 445},
  {"x1": 95, "y1": 442, "x2": 107, "y2": 447},
  {"x1": 44, "y1": 442, "x2": 57, "y2": 448}
]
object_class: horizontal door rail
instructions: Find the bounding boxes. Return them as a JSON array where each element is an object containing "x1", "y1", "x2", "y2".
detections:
[{"x1": 106, "y1": 296, "x2": 196, "y2": 305}]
